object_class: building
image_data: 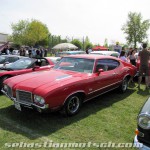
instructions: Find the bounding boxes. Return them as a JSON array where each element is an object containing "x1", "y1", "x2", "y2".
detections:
[{"x1": 0, "y1": 33, "x2": 8, "y2": 45}]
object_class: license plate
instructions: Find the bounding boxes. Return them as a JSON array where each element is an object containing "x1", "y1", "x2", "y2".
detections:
[{"x1": 14, "y1": 102, "x2": 21, "y2": 111}]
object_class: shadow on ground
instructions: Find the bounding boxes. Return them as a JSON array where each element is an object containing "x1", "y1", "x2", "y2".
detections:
[{"x1": 0, "y1": 88, "x2": 136, "y2": 140}]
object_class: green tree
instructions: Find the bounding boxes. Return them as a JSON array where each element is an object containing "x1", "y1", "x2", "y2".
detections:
[
  {"x1": 25, "y1": 19, "x2": 49, "y2": 46},
  {"x1": 122, "y1": 12, "x2": 150, "y2": 48},
  {"x1": 84, "y1": 36, "x2": 93, "y2": 50},
  {"x1": 11, "y1": 20, "x2": 29, "y2": 46},
  {"x1": 11, "y1": 19, "x2": 50, "y2": 47},
  {"x1": 71, "y1": 39, "x2": 82, "y2": 49},
  {"x1": 104, "y1": 38, "x2": 108, "y2": 48}
]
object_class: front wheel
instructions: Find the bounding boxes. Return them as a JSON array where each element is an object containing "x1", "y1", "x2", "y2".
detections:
[
  {"x1": 119, "y1": 77, "x2": 128, "y2": 93},
  {"x1": 61, "y1": 94, "x2": 82, "y2": 116}
]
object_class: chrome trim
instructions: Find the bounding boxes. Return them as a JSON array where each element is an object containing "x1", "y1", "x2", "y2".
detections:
[
  {"x1": 16, "y1": 89, "x2": 33, "y2": 103},
  {"x1": 6, "y1": 85, "x2": 13, "y2": 97},
  {"x1": 63, "y1": 90, "x2": 85, "y2": 105},
  {"x1": 85, "y1": 86, "x2": 119, "y2": 102},
  {"x1": 88, "y1": 80, "x2": 121, "y2": 95},
  {"x1": 134, "y1": 135, "x2": 149, "y2": 150},
  {"x1": 1, "y1": 89, "x2": 48, "y2": 110}
]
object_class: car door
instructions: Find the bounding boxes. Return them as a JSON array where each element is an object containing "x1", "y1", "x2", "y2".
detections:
[{"x1": 88, "y1": 59, "x2": 120, "y2": 97}]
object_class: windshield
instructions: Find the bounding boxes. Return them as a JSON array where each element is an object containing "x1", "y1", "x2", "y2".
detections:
[
  {"x1": 7, "y1": 58, "x2": 34, "y2": 70},
  {"x1": 54, "y1": 57, "x2": 94, "y2": 73},
  {"x1": 0, "y1": 56, "x2": 7, "y2": 63}
]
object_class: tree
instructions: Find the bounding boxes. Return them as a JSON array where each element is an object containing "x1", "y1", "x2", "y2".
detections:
[
  {"x1": 25, "y1": 20, "x2": 49, "y2": 46},
  {"x1": 11, "y1": 19, "x2": 50, "y2": 47},
  {"x1": 71, "y1": 39, "x2": 82, "y2": 49},
  {"x1": 122, "y1": 12, "x2": 150, "y2": 48},
  {"x1": 84, "y1": 36, "x2": 93, "y2": 50},
  {"x1": 11, "y1": 20, "x2": 29, "y2": 46},
  {"x1": 104, "y1": 38, "x2": 108, "y2": 48}
]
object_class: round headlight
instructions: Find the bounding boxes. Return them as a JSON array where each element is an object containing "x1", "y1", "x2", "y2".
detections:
[
  {"x1": 3, "y1": 84, "x2": 8, "y2": 91},
  {"x1": 34, "y1": 95, "x2": 45, "y2": 105},
  {"x1": 138, "y1": 114, "x2": 150, "y2": 129}
]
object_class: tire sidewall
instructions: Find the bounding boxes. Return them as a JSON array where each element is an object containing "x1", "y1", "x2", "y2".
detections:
[
  {"x1": 121, "y1": 77, "x2": 128, "y2": 93},
  {"x1": 64, "y1": 94, "x2": 82, "y2": 116}
]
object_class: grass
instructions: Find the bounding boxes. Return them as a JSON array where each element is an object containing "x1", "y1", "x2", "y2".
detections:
[{"x1": 0, "y1": 83, "x2": 149, "y2": 150}]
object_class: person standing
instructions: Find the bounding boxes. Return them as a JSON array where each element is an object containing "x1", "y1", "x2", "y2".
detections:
[
  {"x1": 119, "y1": 51, "x2": 128, "y2": 62},
  {"x1": 138, "y1": 43, "x2": 150, "y2": 89},
  {"x1": 114, "y1": 42, "x2": 122, "y2": 53},
  {"x1": 128, "y1": 50, "x2": 137, "y2": 66},
  {"x1": 44, "y1": 48, "x2": 48, "y2": 57}
]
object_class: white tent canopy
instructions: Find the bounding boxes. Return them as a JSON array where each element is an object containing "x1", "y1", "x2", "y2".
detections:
[{"x1": 52, "y1": 43, "x2": 78, "y2": 50}]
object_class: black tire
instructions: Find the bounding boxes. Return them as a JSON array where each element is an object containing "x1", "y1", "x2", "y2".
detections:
[
  {"x1": 119, "y1": 77, "x2": 128, "y2": 93},
  {"x1": 61, "y1": 94, "x2": 82, "y2": 116},
  {"x1": 0, "y1": 76, "x2": 9, "y2": 92}
]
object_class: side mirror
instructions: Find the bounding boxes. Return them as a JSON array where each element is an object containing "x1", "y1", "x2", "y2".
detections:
[
  {"x1": 98, "y1": 69, "x2": 104, "y2": 75},
  {"x1": 33, "y1": 66, "x2": 40, "y2": 71}
]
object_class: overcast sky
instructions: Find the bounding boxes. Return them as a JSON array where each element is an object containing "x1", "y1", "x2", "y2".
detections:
[{"x1": 0, "y1": 0, "x2": 150, "y2": 45}]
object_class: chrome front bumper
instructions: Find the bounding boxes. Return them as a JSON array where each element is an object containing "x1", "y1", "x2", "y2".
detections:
[
  {"x1": 1, "y1": 89, "x2": 49, "y2": 110},
  {"x1": 134, "y1": 135, "x2": 150, "y2": 150}
]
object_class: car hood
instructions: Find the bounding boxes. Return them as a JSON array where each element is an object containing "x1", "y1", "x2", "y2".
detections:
[
  {"x1": 5, "y1": 69, "x2": 88, "y2": 95},
  {"x1": 140, "y1": 97, "x2": 150, "y2": 115}
]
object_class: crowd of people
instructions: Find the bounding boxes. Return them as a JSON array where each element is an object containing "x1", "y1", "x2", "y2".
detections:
[
  {"x1": 118, "y1": 43, "x2": 150, "y2": 89},
  {"x1": 19, "y1": 47, "x2": 48, "y2": 58},
  {"x1": 1, "y1": 46, "x2": 48, "y2": 58}
]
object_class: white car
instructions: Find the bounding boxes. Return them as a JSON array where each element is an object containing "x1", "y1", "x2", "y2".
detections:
[
  {"x1": 89, "y1": 51, "x2": 119, "y2": 58},
  {"x1": 45, "y1": 57, "x2": 61, "y2": 64},
  {"x1": 12, "y1": 50, "x2": 20, "y2": 55}
]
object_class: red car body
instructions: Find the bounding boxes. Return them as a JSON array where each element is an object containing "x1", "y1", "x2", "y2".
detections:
[{"x1": 2, "y1": 55, "x2": 137, "y2": 116}]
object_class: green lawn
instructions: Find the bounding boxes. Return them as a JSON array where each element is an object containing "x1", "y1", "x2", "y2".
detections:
[{"x1": 0, "y1": 83, "x2": 149, "y2": 150}]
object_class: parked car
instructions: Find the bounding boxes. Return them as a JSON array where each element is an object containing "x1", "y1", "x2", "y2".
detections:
[
  {"x1": 12, "y1": 50, "x2": 20, "y2": 55},
  {"x1": 89, "y1": 51, "x2": 120, "y2": 58},
  {"x1": 2, "y1": 55, "x2": 136, "y2": 116},
  {"x1": 0, "y1": 57, "x2": 55, "y2": 90},
  {"x1": 55, "y1": 50, "x2": 86, "y2": 57},
  {"x1": 134, "y1": 97, "x2": 150, "y2": 150},
  {"x1": 0, "y1": 55, "x2": 24, "y2": 67}
]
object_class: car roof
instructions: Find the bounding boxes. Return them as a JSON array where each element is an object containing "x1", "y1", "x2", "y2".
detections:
[
  {"x1": 0, "y1": 55, "x2": 23, "y2": 58},
  {"x1": 58, "y1": 51, "x2": 85, "y2": 54},
  {"x1": 90, "y1": 51, "x2": 119, "y2": 54},
  {"x1": 64, "y1": 54, "x2": 120, "y2": 60},
  {"x1": 45, "y1": 57, "x2": 61, "y2": 60}
]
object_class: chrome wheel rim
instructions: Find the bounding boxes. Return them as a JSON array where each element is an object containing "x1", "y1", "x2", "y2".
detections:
[
  {"x1": 67, "y1": 96, "x2": 80, "y2": 113},
  {"x1": 122, "y1": 79, "x2": 127, "y2": 91}
]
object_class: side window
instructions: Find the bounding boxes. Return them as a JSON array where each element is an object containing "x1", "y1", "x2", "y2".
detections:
[
  {"x1": 95, "y1": 59, "x2": 119, "y2": 72},
  {"x1": 41, "y1": 59, "x2": 49, "y2": 66},
  {"x1": 111, "y1": 53, "x2": 119, "y2": 58}
]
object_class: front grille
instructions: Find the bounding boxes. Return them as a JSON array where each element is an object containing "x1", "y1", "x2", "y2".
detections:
[
  {"x1": 16, "y1": 90, "x2": 32, "y2": 103},
  {"x1": 7, "y1": 86, "x2": 12, "y2": 97},
  {"x1": 138, "y1": 126, "x2": 150, "y2": 147}
]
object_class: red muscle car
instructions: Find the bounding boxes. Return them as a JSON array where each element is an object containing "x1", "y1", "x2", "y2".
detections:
[
  {"x1": 2, "y1": 55, "x2": 137, "y2": 116},
  {"x1": 0, "y1": 57, "x2": 56, "y2": 90}
]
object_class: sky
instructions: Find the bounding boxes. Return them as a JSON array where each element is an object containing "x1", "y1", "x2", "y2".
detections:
[{"x1": 0, "y1": 0, "x2": 150, "y2": 45}]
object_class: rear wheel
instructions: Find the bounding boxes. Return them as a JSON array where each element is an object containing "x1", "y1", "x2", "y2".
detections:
[
  {"x1": 61, "y1": 94, "x2": 82, "y2": 116},
  {"x1": 120, "y1": 77, "x2": 128, "y2": 93}
]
